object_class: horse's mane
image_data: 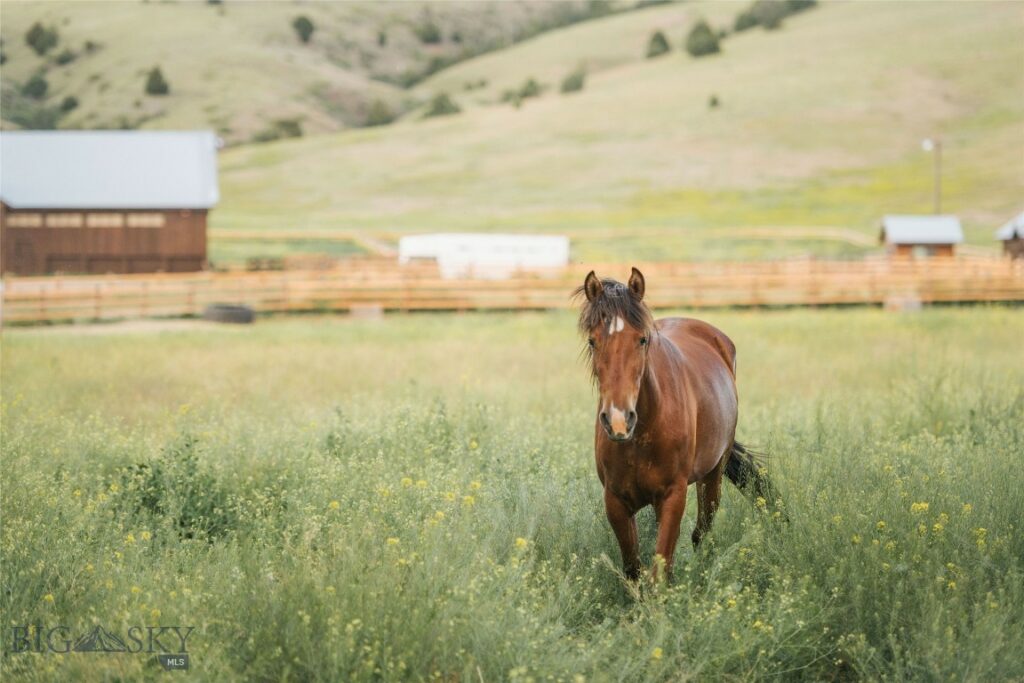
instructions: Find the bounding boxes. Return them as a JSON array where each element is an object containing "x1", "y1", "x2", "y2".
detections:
[{"x1": 573, "y1": 278, "x2": 655, "y2": 338}]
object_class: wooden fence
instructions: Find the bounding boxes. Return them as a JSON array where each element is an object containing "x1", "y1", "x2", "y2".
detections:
[{"x1": 2, "y1": 257, "x2": 1022, "y2": 324}]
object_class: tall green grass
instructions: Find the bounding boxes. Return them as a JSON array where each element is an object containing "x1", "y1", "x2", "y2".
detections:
[{"x1": 1, "y1": 308, "x2": 1022, "y2": 680}]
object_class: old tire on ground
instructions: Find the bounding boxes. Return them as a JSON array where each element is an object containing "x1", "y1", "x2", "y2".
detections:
[{"x1": 202, "y1": 303, "x2": 255, "y2": 324}]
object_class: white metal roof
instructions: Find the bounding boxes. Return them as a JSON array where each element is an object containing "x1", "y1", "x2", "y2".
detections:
[
  {"x1": 996, "y1": 211, "x2": 1024, "y2": 240},
  {"x1": 880, "y1": 215, "x2": 963, "y2": 245},
  {"x1": 0, "y1": 131, "x2": 219, "y2": 209}
]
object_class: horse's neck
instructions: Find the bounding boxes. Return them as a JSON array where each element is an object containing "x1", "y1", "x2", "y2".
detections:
[{"x1": 638, "y1": 338, "x2": 668, "y2": 421}]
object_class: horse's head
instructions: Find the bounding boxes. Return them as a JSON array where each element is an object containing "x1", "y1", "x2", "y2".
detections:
[{"x1": 576, "y1": 267, "x2": 654, "y2": 442}]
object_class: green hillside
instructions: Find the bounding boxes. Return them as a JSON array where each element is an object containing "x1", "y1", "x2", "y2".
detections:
[
  {"x1": 213, "y1": 1, "x2": 1023, "y2": 262},
  {"x1": 0, "y1": 0, "x2": 606, "y2": 144}
]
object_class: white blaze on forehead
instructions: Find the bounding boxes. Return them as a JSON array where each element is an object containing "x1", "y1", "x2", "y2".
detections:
[{"x1": 607, "y1": 316, "x2": 625, "y2": 335}]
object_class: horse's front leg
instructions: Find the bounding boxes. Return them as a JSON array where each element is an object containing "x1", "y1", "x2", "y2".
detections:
[
  {"x1": 604, "y1": 488, "x2": 640, "y2": 580},
  {"x1": 653, "y1": 484, "x2": 688, "y2": 582}
]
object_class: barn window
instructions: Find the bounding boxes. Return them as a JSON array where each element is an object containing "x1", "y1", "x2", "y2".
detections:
[
  {"x1": 126, "y1": 212, "x2": 165, "y2": 228},
  {"x1": 86, "y1": 213, "x2": 124, "y2": 228},
  {"x1": 45, "y1": 213, "x2": 84, "y2": 228},
  {"x1": 7, "y1": 213, "x2": 44, "y2": 228}
]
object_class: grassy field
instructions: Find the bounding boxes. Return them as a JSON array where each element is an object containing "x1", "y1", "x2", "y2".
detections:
[
  {"x1": 2, "y1": 306, "x2": 1022, "y2": 680},
  {"x1": 212, "y1": 1, "x2": 1023, "y2": 260}
]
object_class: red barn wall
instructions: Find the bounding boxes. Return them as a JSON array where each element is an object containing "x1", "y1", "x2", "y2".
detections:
[{"x1": 0, "y1": 205, "x2": 207, "y2": 275}]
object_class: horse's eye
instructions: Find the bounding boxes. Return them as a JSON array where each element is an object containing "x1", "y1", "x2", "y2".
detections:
[
  {"x1": 639, "y1": 336, "x2": 649, "y2": 346},
  {"x1": 588, "y1": 338, "x2": 596, "y2": 349}
]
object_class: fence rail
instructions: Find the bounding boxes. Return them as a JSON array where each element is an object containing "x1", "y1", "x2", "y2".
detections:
[{"x1": 2, "y1": 257, "x2": 1022, "y2": 324}]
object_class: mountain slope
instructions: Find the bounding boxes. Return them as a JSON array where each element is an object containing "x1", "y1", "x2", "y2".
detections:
[
  {"x1": 215, "y1": 1, "x2": 1023, "y2": 261},
  {"x1": 0, "y1": 0, "x2": 605, "y2": 143}
]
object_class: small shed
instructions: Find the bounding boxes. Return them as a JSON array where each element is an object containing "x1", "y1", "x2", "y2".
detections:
[
  {"x1": 0, "y1": 130, "x2": 219, "y2": 275},
  {"x1": 996, "y1": 211, "x2": 1024, "y2": 259},
  {"x1": 880, "y1": 215, "x2": 963, "y2": 258},
  {"x1": 398, "y1": 233, "x2": 570, "y2": 279}
]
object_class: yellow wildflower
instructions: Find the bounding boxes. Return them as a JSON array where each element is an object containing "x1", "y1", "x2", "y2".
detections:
[
  {"x1": 131, "y1": 586, "x2": 142, "y2": 595},
  {"x1": 43, "y1": 594, "x2": 54, "y2": 604},
  {"x1": 125, "y1": 533, "x2": 136, "y2": 545},
  {"x1": 462, "y1": 495, "x2": 475, "y2": 507},
  {"x1": 876, "y1": 521, "x2": 886, "y2": 531},
  {"x1": 515, "y1": 537, "x2": 528, "y2": 550},
  {"x1": 386, "y1": 537, "x2": 400, "y2": 546},
  {"x1": 651, "y1": 647, "x2": 663, "y2": 661},
  {"x1": 400, "y1": 477, "x2": 413, "y2": 488},
  {"x1": 328, "y1": 500, "x2": 340, "y2": 510},
  {"x1": 434, "y1": 510, "x2": 445, "y2": 521},
  {"x1": 962, "y1": 503, "x2": 972, "y2": 514},
  {"x1": 150, "y1": 608, "x2": 161, "y2": 619},
  {"x1": 910, "y1": 502, "x2": 929, "y2": 514},
  {"x1": 851, "y1": 534, "x2": 862, "y2": 545},
  {"x1": 469, "y1": 481, "x2": 482, "y2": 490},
  {"x1": 416, "y1": 480, "x2": 428, "y2": 489},
  {"x1": 140, "y1": 531, "x2": 151, "y2": 541}
]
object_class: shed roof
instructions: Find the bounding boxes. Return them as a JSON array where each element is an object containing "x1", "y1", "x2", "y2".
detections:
[
  {"x1": 996, "y1": 211, "x2": 1024, "y2": 240},
  {"x1": 0, "y1": 131, "x2": 219, "y2": 209},
  {"x1": 880, "y1": 215, "x2": 963, "y2": 245}
]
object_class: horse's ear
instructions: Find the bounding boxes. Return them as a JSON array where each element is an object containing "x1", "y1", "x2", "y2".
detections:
[
  {"x1": 628, "y1": 267, "x2": 645, "y2": 301},
  {"x1": 583, "y1": 271, "x2": 603, "y2": 302}
]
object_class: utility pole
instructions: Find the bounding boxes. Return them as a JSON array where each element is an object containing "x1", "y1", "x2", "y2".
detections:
[{"x1": 921, "y1": 138, "x2": 942, "y2": 214}]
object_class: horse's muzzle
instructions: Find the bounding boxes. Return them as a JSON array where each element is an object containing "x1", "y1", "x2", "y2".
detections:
[{"x1": 601, "y1": 408, "x2": 637, "y2": 441}]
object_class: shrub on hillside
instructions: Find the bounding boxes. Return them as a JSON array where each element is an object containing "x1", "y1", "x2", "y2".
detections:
[
  {"x1": 22, "y1": 75, "x2": 49, "y2": 99},
  {"x1": 252, "y1": 118, "x2": 303, "y2": 143},
  {"x1": 60, "y1": 95, "x2": 79, "y2": 112},
  {"x1": 377, "y1": 30, "x2": 387, "y2": 47},
  {"x1": 520, "y1": 78, "x2": 542, "y2": 99},
  {"x1": 708, "y1": 94, "x2": 720, "y2": 109},
  {"x1": 414, "y1": 14, "x2": 443, "y2": 44},
  {"x1": 734, "y1": 9, "x2": 758, "y2": 32},
  {"x1": 145, "y1": 67, "x2": 170, "y2": 95},
  {"x1": 0, "y1": 52, "x2": 7, "y2": 66},
  {"x1": 685, "y1": 20, "x2": 721, "y2": 57},
  {"x1": 25, "y1": 22, "x2": 59, "y2": 56},
  {"x1": 751, "y1": 0, "x2": 790, "y2": 30},
  {"x1": 646, "y1": 30, "x2": 670, "y2": 58},
  {"x1": 502, "y1": 77, "x2": 545, "y2": 106},
  {"x1": 560, "y1": 67, "x2": 586, "y2": 94},
  {"x1": 55, "y1": 48, "x2": 76, "y2": 65},
  {"x1": 365, "y1": 99, "x2": 394, "y2": 127},
  {"x1": 423, "y1": 93, "x2": 460, "y2": 118},
  {"x1": 292, "y1": 15, "x2": 315, "y2": 44}
]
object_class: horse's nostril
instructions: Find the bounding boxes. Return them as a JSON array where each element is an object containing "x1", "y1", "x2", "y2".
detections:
[
  {"x1": 600, "y1": 412, "x2": 612, "y2": 432},
  {"x1": 626, "y1": 411, "x2": 637, "y2": 430}
]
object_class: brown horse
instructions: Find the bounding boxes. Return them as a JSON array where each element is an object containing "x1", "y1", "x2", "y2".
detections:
[{"x1": 576, "y1": 267, "x2": 772, "y2": 581}]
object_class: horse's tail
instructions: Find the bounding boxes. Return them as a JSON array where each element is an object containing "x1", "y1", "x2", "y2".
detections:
[{"x1": 724, "y1": 441, "x2": 780, "y2": 508}]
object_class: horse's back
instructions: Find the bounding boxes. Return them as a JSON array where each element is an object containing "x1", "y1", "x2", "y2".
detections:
[
  {"x1": 655, "y1": 317, "x2": 738, "y2": 480},
  {"x1": 655, "y1": 317, "x2": 736, "y2": 375}
]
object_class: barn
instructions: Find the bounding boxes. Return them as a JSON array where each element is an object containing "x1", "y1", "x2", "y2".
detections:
[
  {"x1": 398, "y1": 233, "x2": 570, "y2": 279},
  {"x1": 880, "y1": 215, "x2": 963, "y2": 258},
  {"x1": 996, "y1": 211, "x2": 1023, "y2": 259},
  {"x1": 0, "y1": 131, "x2": 218, "y2": 275}
]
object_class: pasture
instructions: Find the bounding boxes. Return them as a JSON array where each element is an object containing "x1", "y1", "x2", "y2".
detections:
[{"x1": 1, "y1": 306, "x2": 1022, "y2": 681}]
